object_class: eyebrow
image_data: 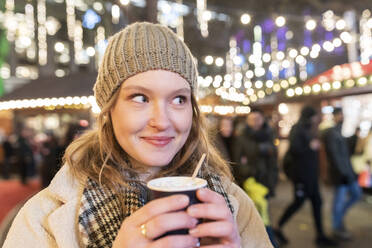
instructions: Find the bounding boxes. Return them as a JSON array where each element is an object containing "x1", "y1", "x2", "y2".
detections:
[{"x1": 121, "y1": 85, "x2": 191, "y2": 94}]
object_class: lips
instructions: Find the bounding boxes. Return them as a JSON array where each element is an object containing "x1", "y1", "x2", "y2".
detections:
[{"x1": 141, "y1": 136, "x2": 174, "y2": 147}]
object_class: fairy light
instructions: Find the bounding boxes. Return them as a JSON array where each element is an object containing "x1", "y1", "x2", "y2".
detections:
[
  {"x1": 112, "y1": 4, "x2": 120, "y2": 24},
  {"x1": 200, "y1": 105, "x2": 213, "y2": 113},
  {"x1": 197, "y1": 0, "x2": 208, "y2": 37},
  {"x1": 96, "y1": 26, "x2": 106, "y2": 65},
  {"x1": 37, "y1": 0, "x2": 47, "y2": 65},
  {"x1": 286, "y1": 88, "x2": 295, "y2": 97},
  {"x1": 4, "y1": 0, "x2": 16, "y2": 41},
  {"x1": 74, "y1": 21, "x2": 84, "y2": 64},
  {"x1": 357, "y1": 77, "x2": 368, "y2": 86},
  {"x1": 303, "y1": 85, "x2": 312, "y2": 94},
  {"x1": 332, "y1": 81, "x2": 342, "y2": 89},
  {"x1": 359, "y1": 13, "x2": 372, "y2": 65},
  {"x1": 66, "y1": 0, "x2": 76, "y2": 40},
  {"x1": 0, "y1": 95, "x2": 100, "y2": 111}
]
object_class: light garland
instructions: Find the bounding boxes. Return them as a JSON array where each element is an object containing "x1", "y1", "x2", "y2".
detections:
[
  {"x1": 196, "y1": 0, "x2": 208, "y2": 37},
  {"x1": 360, "y1": 10, "x2": 372, "y2": 65},
  {"x1": 4, "y1": 0, "x2": 15, "y2": 41},
  {"x1": 25, "y1": 4, "x2": 35, "y2": 60},
  {"x1": 37, "y1": 0, "x2": 47, "y2": 65},
  {"x1": 66, "y1": 0, "x2": 76, "y2": 41},
  {"x1": 74, "y1": 21, "x2": 84, "y2": 64},
  {"x1": 284, "y1": 75, "x2": 372, "y2": 98},
  {"x1": 0, "y1": 95, "x2": 101, "y2": 114},
  {"x1": 199, "y1": 105, "x2": 251, "y2": 115}
]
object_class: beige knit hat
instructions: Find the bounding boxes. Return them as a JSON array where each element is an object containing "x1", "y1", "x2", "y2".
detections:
[{"x1": 93, "y1": 22, "x2": 198, "y2": 109}]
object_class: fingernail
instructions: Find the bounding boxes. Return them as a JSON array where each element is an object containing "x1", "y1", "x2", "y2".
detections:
[
  {"x1": 191, "y1": 218, "x2": 198, "y2": 227},
  {"x1": 187, "y1": 206, "x2": 197, "y2": 215},
  {"x1": 189, "y1": 228, "x2": 198, "y2": 235},
  {"x1": 195, "y1": 240, "x2": 200, "y2": 247},
  {"x1": 178, "y1": 195, "x2": 189, "y2": 204}
]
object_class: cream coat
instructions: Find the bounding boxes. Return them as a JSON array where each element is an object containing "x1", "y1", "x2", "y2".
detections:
[{"x1": 3, "y1": 165, "x2": 273, "y2": 248}]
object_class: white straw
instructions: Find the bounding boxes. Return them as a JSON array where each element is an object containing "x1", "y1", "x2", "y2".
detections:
[{"x1": 192, "y1": 153, "x2": 206, "y2": 178}]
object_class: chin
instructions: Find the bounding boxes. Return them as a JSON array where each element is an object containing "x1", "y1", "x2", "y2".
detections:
[{"x1": 141, "y1": 156, "x2": 174, "y2": 167}]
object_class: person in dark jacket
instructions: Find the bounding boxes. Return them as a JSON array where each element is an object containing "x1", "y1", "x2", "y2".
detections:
[
  {"x1": 1, "y1": 136, "x2": 14, "y2": 179},
  {"x1": 15, "y1": 128, "x2": 35, "y2": 185},
  {"x1": 274, "y1": 106, "x2": 336, "y2": 246},
  {"x1": 323, "y1": 107, "x2": 361, "y2": 240},
  {"x1": 215, "y1": 116, "x2": 235, "y2": 162},
  {"x1": 233, "y1": 109, "x2": 279, "y2": 248},
  {"x1": 233, "y1": 108, "x2": 278, "y2": 195}
]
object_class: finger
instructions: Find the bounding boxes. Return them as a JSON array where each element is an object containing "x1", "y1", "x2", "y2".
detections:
[
  {"x1": 150, "y1": 235, "x2": 199, "y2": 248},
  {"x1": 189, "y1": 221, "x2": 235, "y2": 238},
  {"x1": 196, "y1": 188, "x2": 226, "y2": 204},
  {"x1": 187, "y1": 203, "x2": 232, "y2": 221},
  {"x1": 199, "y1": 245, "x2": 231, "y2": 248},
  {"x1": 145, "y1": 212, "x2": 198, "y2": 239},
  {"x1": 128, "y1": 194, "x2": 189, "y2": 226}
]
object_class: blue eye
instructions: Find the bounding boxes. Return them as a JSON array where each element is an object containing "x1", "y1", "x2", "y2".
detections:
[
  {"x1": 172, "y1": 96, "x2": 187, "y2": 105},
  {"x1": 131, "y1": 94, "x2": 148, "y2": 103}
]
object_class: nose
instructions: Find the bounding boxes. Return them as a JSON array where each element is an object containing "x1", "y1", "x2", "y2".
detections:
[{"x1": 148, "y1": 101, "x2": 171, "y2": 130}]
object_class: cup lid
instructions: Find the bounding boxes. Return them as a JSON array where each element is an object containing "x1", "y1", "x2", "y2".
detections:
[{"x1": 147, "y1": 176, "x2": 207, "y2": 192}]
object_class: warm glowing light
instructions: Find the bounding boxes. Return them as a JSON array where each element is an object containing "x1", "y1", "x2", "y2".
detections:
[
  {"x1": 300, "y1": 46, "x2": 310, "y2": 56},
  {"x1": 303, "y1": 85, "x2": 312, "y2": 94},
  {"x1": 273, "y1": 84, "x2": 281, "y2": 92},
  {"x1": 280, "y1": 80, "x2": 289, "y2": 88},
  {"x1": 204, "y1": 55, "x2": 213, "y2": 65},
  {"x1": 306, "y1": 19, "x2": 317, "y2": 30},
  {"x1": 275, "y1": 16, "x2": 286, "y2": 27},
  {"x1": 312, "y1": 84, "x2": 321, "y2": 93},
  {"x1": 322, "y1": 82, "x2": 331, "y2": 91},
  {"x1": 215, "y1": 57, "x2": 224, "y2": 67},
  {"x1": 286, "y1": 88, "x2": 295, "y2": 97},
  {"x1": 332, "y1": 81, "x2": 341, "y2": 89},
  {"x1": 295, "y1": 87, "x2": 303, "y2": 95},
  {"x1": 241, "y1": 13, "x2": 251, "y2": 25}
]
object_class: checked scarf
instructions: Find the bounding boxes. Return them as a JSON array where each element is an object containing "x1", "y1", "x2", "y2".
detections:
[{"x1": 78, "y1": 168, "x2": 234, "y2": 248}]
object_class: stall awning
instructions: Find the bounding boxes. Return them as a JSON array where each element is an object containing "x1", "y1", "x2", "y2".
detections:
[
  {"x1": 304, "y1": 59, "x2": 372, "y2": 86},
  {"x1": 0, "y1": 72, "x2": 97, "y2": 101}
]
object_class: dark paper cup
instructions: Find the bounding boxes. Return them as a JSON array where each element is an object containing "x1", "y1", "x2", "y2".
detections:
[{"x1": 147, "y1": 176, "x2": 207, "y2": 238}]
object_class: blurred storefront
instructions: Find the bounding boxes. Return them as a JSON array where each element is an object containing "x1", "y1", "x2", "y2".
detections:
[{"x1": 0, "y1": 72, "x2": 98, "y2": 137}]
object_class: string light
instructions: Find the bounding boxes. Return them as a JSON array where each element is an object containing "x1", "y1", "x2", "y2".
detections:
[
  {"x1": 197, "y1": 0, "x2": 208, "y2": 37},
  {"x1": 66, "y1": 0, "x2": 76, "y2": 40},
  {"x1": 0, "y1": 96, "x2": 101, "y2": 113},
  {"x1": 37, "y1": 0, "x2": 47, "y2": 65}
]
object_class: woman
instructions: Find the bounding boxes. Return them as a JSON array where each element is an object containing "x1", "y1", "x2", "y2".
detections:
[{"x1": 3, "y1": 22, "x2": 271, "y2": 248}]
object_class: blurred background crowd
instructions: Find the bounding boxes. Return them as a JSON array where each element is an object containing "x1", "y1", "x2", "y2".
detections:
[{"x1": 0, "y1": 0, "x2": 372, "y2": 247}]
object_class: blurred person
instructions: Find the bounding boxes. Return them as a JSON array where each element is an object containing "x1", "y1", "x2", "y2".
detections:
[
  {"x1": 274, "y1": 106, "x2": 337, "y2": 246},
  {"x1": 347, "y1": 127, "x2": 361, "y2": 156},
  {"x1": 233, "y1": 108, "x2": 278, "y2": 195},
  {"x1": 4, "y1": 22, "x2": 272, "y2": 248},
  {"x1": 1, "y1": 135, "x2": 14, "y2": 179},
  {"x1": 233, "y1": 108, "x2": 278, "y2": 247},
  {"x1": 14, "y1": 127, "x2": 35, "y2": 185},
  {"x1": 323, "y1": 107, "x2": 361, "y2": 240},
  {"x1": 56, "y1": 123, "x2": 89, "y2": 168},
  {"x1": 40, "y1": 132, "x2": 62, "y2": 188},
  {"x1": 214, "y1": 116, "x2": 235, "y2": 162}
]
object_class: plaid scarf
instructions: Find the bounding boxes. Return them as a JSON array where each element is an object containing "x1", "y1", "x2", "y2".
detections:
[{"x1": 78, "y1": 169, "x2": 234, "y2": 248}]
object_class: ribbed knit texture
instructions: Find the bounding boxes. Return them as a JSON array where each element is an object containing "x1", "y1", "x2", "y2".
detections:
[{"x1": 93, "y1": 22, "x2": 198, "y2": 109}]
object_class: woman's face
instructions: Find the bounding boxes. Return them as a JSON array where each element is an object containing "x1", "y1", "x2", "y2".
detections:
[{"x1": 111, "y1": 70, "x2": 193, "y2": 172}]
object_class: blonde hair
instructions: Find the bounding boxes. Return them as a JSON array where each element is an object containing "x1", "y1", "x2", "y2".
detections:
[{"x1": 64, "y1": 87, "x2": 232, "y2": 189}]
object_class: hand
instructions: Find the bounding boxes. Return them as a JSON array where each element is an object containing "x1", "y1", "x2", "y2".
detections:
[
  {"x1": 113, "y1": 194, "x2": 200, "y2": 248},
  {"x1": 187, "y1": 188, "x2": 241, "y2": 247}
]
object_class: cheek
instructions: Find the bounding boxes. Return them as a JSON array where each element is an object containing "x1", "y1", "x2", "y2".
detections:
[
  {"x1": 111, "y1": 107, "x2": 146, "y2": 142},
  {"x1": 173, "y1": 109, "x2": 193, "y2": 134}
]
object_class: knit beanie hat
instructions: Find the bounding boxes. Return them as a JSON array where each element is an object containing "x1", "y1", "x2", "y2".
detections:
[{"x1": 93, "y1": 22, "x2": 198, "y2": 109}]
